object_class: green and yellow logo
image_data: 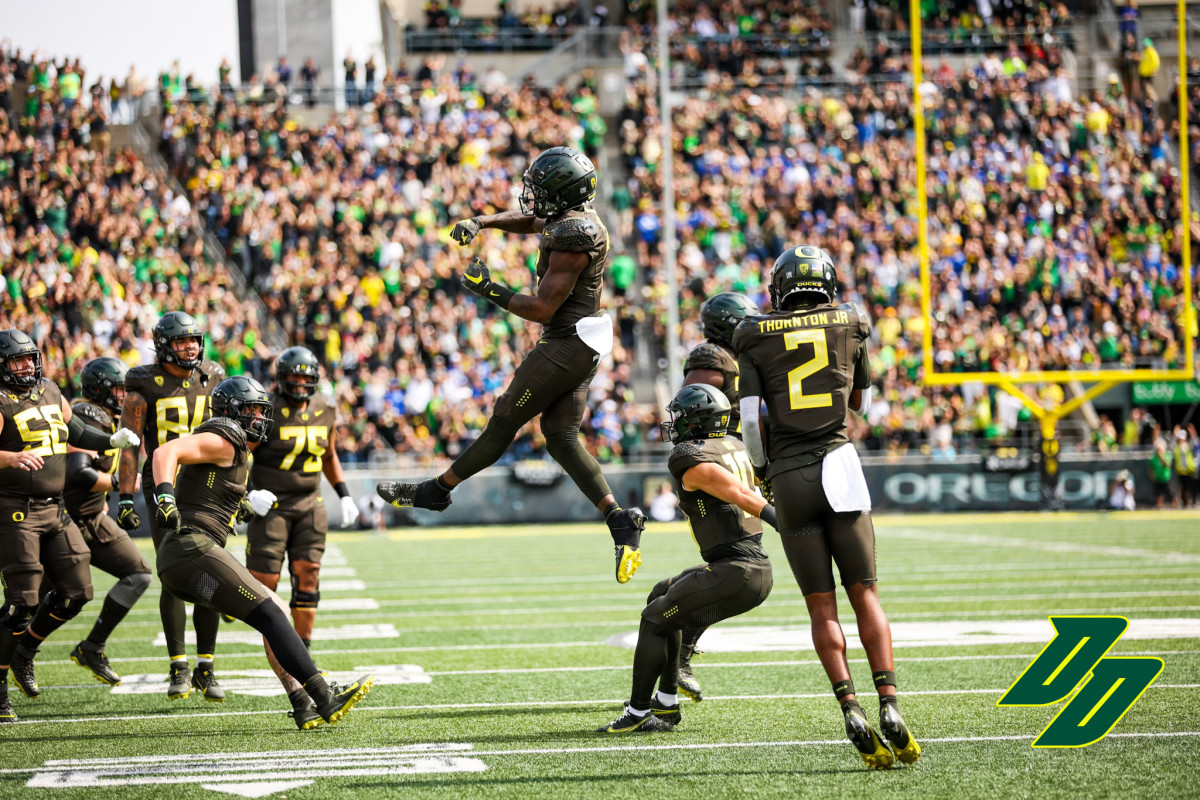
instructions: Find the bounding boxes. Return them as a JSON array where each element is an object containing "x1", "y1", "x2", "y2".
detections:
[{"x1": 997, "y1": 616, "x2": 1162, "y2": 748}]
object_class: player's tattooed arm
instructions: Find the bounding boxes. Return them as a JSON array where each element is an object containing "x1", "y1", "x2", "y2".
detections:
[
  {"x1": 507, "y1": 249, "x2": 589, "y2": 325},
  {"x1": 683, "y1": 368, "x2": 725, "y2": 390},
  {"x1": 118, "y1": 390, "x2": 147, "y2": 494}
]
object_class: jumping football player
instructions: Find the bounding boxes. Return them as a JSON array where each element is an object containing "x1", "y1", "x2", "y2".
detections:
[
  {"x1": 151, "y1": 376, "x2": 373, "y2": 730},
  {"x1": 64, "y1": 357, "x2": 153, "y2": 685},
  {"x1": 0, "y1": 330, "x2": 140, "y2": 722},
  {"x1": 118, "y1": 311, "x2": 226, "y2": 701},
  {"x1": 377, "y1": 146, "x2": 646, "y2": 583},
  {"x1": 734, "y1": 245, "x2": 920, "y2": 769},
  {"x1": 597, "y1": 384, "x2": 773, "y2": 733},
  {"x1": 675, "y1": 291, "x2": 759, "y2": 701},
  {"x1": 244, "y1": 346, "x2": 358, "y2": 650}
]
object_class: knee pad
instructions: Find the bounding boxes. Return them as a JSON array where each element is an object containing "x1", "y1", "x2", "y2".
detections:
[
  {"x1": 289, "y1": 572, "x2": 320, "y2": 610},
  {"x1": 109, "y1": 572, "x2": 153, "y2": 608},
  {"x1": 43, "y1": 590, "x2": 86, "y2": 622},
  {"x1": 646, "y1": 577, "x2": 671, "y2": 605},
  {"x1": 0, "y1": 602, "x2": 35, "y2": 633}
]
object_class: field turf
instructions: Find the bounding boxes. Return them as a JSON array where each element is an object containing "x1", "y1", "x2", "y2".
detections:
[{"x1": 1, "y1": 511, "x2": 1197, "y2": 799}]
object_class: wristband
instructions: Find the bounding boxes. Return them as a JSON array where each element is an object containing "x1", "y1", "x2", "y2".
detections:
[
  {"x1": 334, "y1": 481, "x2": 351, "y2": 499},
  {"x1": 119, "y1": 493, "x2": 134, "y2": 502},
  {"x1": 485, "y1": 282, "x2": 516, "y2": 310},
  {"x1": 155, "y1": 482, "x2": 176, "y2": 500},
  {"x1": 760, "y1": 504, "x2": 778, "y2": 530}
]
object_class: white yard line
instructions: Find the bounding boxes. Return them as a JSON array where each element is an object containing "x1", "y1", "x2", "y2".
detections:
[{"x1": 6, "y1": 685, "x2": 1200, "y2": 727}]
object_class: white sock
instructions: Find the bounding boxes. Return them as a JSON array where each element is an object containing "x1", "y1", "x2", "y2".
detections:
[
  {"x1": 626, "y1": 705, "x2": 649, "y2": 717},
  {"x1": 656, "y1": 691, "x2": 678, "y2": 706},
  {"x1": 196, "y1": 655, "x2": 213, "y2": 669}
]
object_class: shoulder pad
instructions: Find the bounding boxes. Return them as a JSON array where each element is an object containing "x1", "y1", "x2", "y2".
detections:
[
  {"x1": 542, "y1": 216, "x2": 604, "y2": 252},
  {"x1": 671, "y1": 441, "x2": 704, "y2": 460},
  {"x1": 685, "y1": 342, "x2": 732, "y2": 371},
  {"x1": 668, "y1": 441, "x2": 708, "y2": 479},
  {"x1": 731, "y1": 317, "x2": 759, "y2": 349},
  {"x1": 72, "y1": 401, "x2": 112, "y2": 429},
  {"x1": 846, "y1": 302, "x2": 872, "y2": 335},
  {"x1": 37, "y1": 379, "x2": 61, "y2": 403},
  {"x1": 125, "y1": 365, "x2": 156, "y2": 392},
  {"x1": 195, "y1": 417, "x2": 248, "y2": 451},
  {"x1": 202, "y1": 361, "x2": 226, "y2": 378}
]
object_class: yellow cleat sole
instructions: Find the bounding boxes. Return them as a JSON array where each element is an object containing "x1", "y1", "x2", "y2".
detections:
[
  {"x1": 168, "y1": 691, "x2": 191, "y2": 701},
  {"x1": 323, "y1": 676, "x2": 375, "y2": 727},
  {"x1": 892, "y1": 737, "x2": 921, "y2": 764},
  {"x1": 616, "y1": 546, "x2": 642, "y2": 583}
]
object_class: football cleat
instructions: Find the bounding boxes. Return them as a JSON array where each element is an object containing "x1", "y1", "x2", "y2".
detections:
[
  {"x1": 607, "y1": 507, "x2": 646, "y2": 583},
  {"x1": 844, "y1": 703, "x2": 894, "y2": 770},
  {"x1": 167, "y1": 661, "x2": 191, "y2": 700},
  {"x1": 676, "y1": 662, "x2": 703, "y2": 702},
  {"x1": 376, "y1": 480, "x2": 452, "y2": 511},
  {"x1": 70, "y1": 642, "x2": 121, "y2": 685},
  {"x1": 288, "y1": 690, "x2": 324, "y2": 731},
  {"x1": 9, "y1": 650, "x2": 40, "y2": 698},
  {"x1": 192, "y1": 666, "x2": 226, "y2": 702},
  {"x1": 651, "y1": 699, "x2": 682, "y2": 726},
  {"x1": 315, "y1": 674, "x2": 374, "y2": 726},
  {"x1": 596, "y1": 707, "x2": 673, "y2": 733},
  {"x1": 879, "y1": 701, "x2": 921, "y2": 764},
  {"x1": 0, "y1": 689, "x2": 15, "y2": 723}
]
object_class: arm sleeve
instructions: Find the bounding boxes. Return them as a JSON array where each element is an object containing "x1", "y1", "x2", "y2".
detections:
[
  {"x1": 853, "y1": 343, "x2": 872, "y2": 390},
  {"x1": 67, "y1": 414, "x2": 114, "y2": 450},
  {"x1": 66, "y1": 451, "x2": 101, "y2": 490},
  {"x1": 738, "y1": 351, "x2": 768, "y2": 469}
]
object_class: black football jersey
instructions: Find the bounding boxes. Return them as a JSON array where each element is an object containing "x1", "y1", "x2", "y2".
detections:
[
  {"x1": 0, "y1": 379, "x2": 68, "y2": 497},
  {"x1": 64, "y1": 401, "x2": 118, "y2": 518},
  {"x1": 684, "y1": 341, "x2": 741, "y2": 434},
  {"x1": 250, "y1": 392, "x2": 333, "y2": 496},
  {"x1": 176, "y1": 417, "x2": 249, "y2": 548},
  {"x1": 668, "y1": 436, "x2": 765, "y2": 563},
  {"x1": 733, "y1": 302, "x2": 871, "y2": 478},
  {"x1": 537, "y1": 206, "x2": 609, "y2": 337},
  {"x1": 126, "y1": 360, "x2": 224, "y2": 469}
]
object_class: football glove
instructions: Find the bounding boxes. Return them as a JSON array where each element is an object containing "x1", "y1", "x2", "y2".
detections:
[
  {"x1": 340, "y1": 495, "x2": 359, "y2": 528},
  {"x1": 460, "y1": 257, "x2": 493, "y2": 298},
  {"x1": 109, "y1": 427, "x2": 141, "y2": 449},
  {"x1": 451, "y1": 217, "x2": 482, "y2": 246},
  {"x1": 236, "y1": 496, "x2": 255, "y2": 524},
  {"x1": 154, "y1": 486, "x2": 180, "y2": 534},
  {"x1": 117, "y1": 497, "x2": 141, "y2": 531},
  {"x1": 247, "y1": 489, "x2": 277, "y2": 517}
]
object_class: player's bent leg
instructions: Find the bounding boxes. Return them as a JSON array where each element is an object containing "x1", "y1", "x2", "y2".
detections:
[
  {"x1": 677, "y1": 626, "x2": 708, "y2": 702},
  {"x1": 289, "y1": 560, "x2": 321, "y2": 645},
  {"x1": 75, "y1": 524, "x2": 152, "y2": 685},
  {"x1": 191, "y1": 605, "x2": 223, "y2": 702}
]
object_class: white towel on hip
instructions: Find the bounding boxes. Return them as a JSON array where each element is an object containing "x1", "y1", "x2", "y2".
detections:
[
  {"x1": 822, "y1": 443, "x2": 872, "y2": 512},
  {"x1": 576, "y1": 313, "x2": 614, "y2": 357}
]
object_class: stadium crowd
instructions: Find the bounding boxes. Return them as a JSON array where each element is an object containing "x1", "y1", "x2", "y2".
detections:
[{"x1": 619, "y1": 37, "x2": 1195, "y2": 456}]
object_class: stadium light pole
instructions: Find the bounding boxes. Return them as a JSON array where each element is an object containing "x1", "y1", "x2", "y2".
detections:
[{"x1": 658, "y1": 0, "x2": 683, "y2": 391}]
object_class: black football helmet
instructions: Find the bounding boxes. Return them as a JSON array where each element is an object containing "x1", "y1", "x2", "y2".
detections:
[
  {"x1": 80, "y1": 357, "x2": 130, "y2": 413},
  {"x1": 210, "y1": 376, "x2": 274, "y2": 443},
  {"x1": 153, "y1": 311, "x2": 205, "y2": 370},
  {"x1": 700, "y1": 292, "x2": 759, "y2": 349},
  {"x1": 769, "y1": 244, "x2": 838, "y2": 311},
  {"x1": 520, "y1": 146, "x2": 597, "y2": 219},
  {"x1": 0, "y1": 329, "x2": 42, "y2": 389},
  {"x1": 275, "y1": 346, "x2": 320, "y2": 402},
  {"x1": 662, "y1": 384, "x2": 731, "y2": 444}
]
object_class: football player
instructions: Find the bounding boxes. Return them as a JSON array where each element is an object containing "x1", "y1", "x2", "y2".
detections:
[
  {"x1": 0, "y1": 330, "x2": 140, "y2": 722},
  {"x1": 244, "y1": 347, "x2": 358, "y2": 650},
  {"x1": 597, "y1": 384, "x2": 773, "y2": 733},
  {"x1": 377, "y1": 146, "x2": 646, "y2": 583},
  {"x1": 675, "y1": 291, "x2": 759, "y2": 702},
  {"x1": 64, "y1": 357, "x2": 153, "y2": 685},
  {"x1": 734, "y1": 245, "x2": 920, "y2": 769},
  {"x1": 151, "y1": 376, "x2": 373, "y2": 730},
  {"x1": 118, "y1": 311, "x2": 226, "y2": 701}
]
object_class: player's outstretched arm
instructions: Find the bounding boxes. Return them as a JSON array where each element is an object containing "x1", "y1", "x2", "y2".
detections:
[
  {"x1": 681, "y1": 462, "x2": 776, "y2": 529},
  {"x1": 453, "y1": 211, "x2": 546, "y2": 243},
  {"x1": 117, "y1": 390, "x2": 147, "y2": 500}
]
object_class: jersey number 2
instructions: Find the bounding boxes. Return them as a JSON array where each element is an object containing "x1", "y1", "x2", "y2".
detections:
[
  {"x1": 14, "y1": 405, "x2": 68, "y2": 456},
  {"x1": 279, "y1": 426, "x2": 328, "y2": 472},
  {"x1": 784, "y1": 329, "x2": 833, "y2": 410}
]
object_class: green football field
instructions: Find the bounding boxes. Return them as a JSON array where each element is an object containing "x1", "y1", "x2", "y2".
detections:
[{"x1": 1, "y1": 511, "x2": 1197, "y2": 799}]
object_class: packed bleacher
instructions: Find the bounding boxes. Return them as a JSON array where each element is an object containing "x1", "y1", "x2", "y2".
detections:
[{"x1": 620, "y1": 41, "x2": 1194, "y2": 455}]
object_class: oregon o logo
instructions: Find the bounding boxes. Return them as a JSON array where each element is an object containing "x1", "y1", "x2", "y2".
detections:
[{"x1": 12, "y1": 511, "x2": 24, "y2": 522}]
